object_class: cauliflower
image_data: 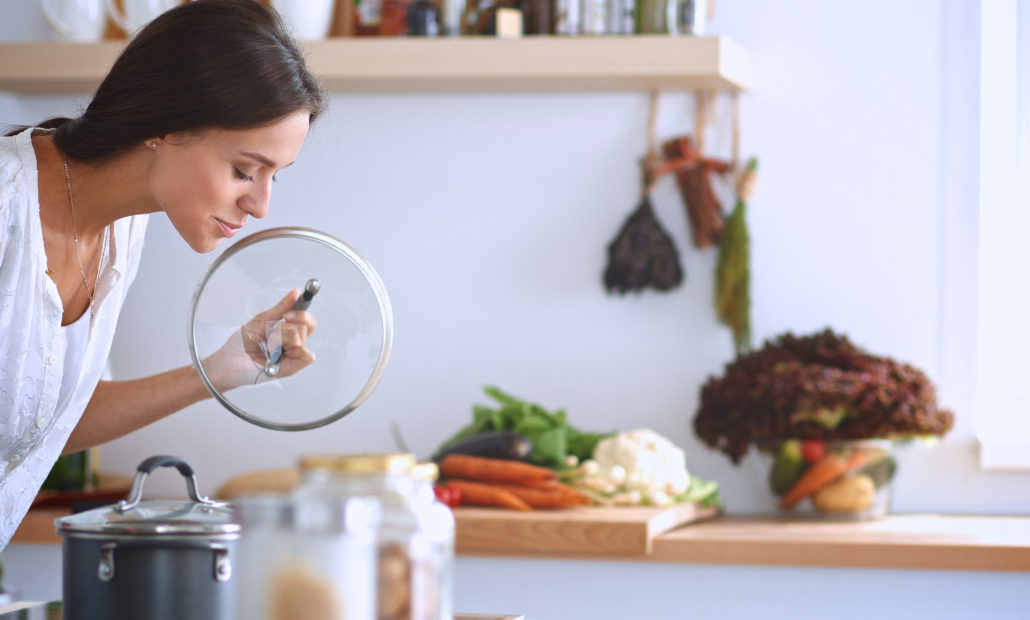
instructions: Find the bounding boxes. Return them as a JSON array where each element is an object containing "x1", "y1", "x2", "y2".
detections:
[{"x1": 593, "y1": 429, "x2": 690, "y2": 498}]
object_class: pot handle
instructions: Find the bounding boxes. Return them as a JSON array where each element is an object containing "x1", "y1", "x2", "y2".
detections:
[{"x1": 115, "y1": 455, "x2": 216, "y2": 512}]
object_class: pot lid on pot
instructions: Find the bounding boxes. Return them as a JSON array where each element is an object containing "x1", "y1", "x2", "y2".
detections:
[
  {"x1": 56, "y1": 456, "x2": 239, "y2": 538},
  {"x1": 187, "y1": 227, "x2": 393, "y2": 431},
  {"x1": 56, "y1": 499, "x2": 239, "y2": 537}
]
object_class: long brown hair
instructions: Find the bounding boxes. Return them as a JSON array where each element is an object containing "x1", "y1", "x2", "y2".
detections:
[{"x1": 7, "y1": 0, "x2": 325, "y2": 159}]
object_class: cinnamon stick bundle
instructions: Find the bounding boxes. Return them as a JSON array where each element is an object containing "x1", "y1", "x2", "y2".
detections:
[{"x1": 662, "y1": 136, "x2": 731, "y2": 249}]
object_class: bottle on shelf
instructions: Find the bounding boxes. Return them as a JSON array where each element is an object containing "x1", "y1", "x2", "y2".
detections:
[
  {"x1": 580, "y1": 0, "x2": 608, "y2": 34},
  {"x1": 408, "y1": 0, "x2": 441, "y2": 35},
  {"x1": 552, "y1": 0, "x2": 580, "y2": 34},
  {"x1": 634, "y1": 0, "x2": 665, "y2": 33},
  {"x1": 605, "y1": 0, "x2": 634, "y2": 34},
  {"x1": 635, "y1": 0, "x2": 706, "y2": 35},
  {"x1": 462, "y1": 0, "x2": 523, "y2": 36},
  {"x1": 668, "y1": 0, "x2": 706, "y2": 35},
  {"x1": 354, "y1": 0, "x2": 385, "y2": 35},
  {"x1": 522, "y1": 0, "x2": 553, "y2": 35},
  {"x1": 440, "y1": 0, "x2": 465, "y2": 34},
  {"x1": 380, "y1": 0, "x2": 412, "y2": 35}
]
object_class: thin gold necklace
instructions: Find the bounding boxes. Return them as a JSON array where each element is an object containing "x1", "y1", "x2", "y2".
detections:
[{"x1": 62, "y1": 157, "x2": 103, "y2": 324}]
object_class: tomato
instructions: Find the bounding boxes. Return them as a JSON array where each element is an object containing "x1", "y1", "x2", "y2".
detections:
[
  {"x1": 434, "y1": 484, "x2": 450, "y2": 504},
  {"x1": 801, "y1": 439, "x2": 826, "y2": 462},
  {"x1": 434, "y1": 484, "x2": 462, "y2": 508}
]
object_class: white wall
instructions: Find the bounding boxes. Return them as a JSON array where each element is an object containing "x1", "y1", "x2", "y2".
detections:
[
  {"x1": 74, "y1": 0, "x2": 1022, "y2": 515},
  {"x1": 3, "y1": 0, "x2": 1028, "y2": 617}
]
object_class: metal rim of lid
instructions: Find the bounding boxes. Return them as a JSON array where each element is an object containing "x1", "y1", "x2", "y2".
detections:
[
  {"x1": 55, "y1": 501, "x2": 241, "y2": 537},
  {"x1": 298, "y1": 452, "x2": 416, "y2": 475},
  {"x1": 186, "y1": 226, "x2": 394, "y2": 432}
]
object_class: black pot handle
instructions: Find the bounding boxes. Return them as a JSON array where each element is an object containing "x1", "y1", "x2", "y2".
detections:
[
  {"x1": 136, "y1": 454, "x2": 195, "y2": 477},
  {"x1": 116, "y1": 455, "x2": 215, "y2": 513}
]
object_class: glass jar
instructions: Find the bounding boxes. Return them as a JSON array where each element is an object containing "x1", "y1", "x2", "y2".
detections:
[
  {"x1": 749, "y1": 439, "x2": 897, "y2": 521},
  {"x1": 234, "y1": 494, "x2": 381, "y2": 620},
  {"x1": 297, "y1": 454, "x2": 456, "y2": 620},
  {"x1": 407, "y1": 462, "x2": 456, "y2": 620},
  {"x1": 634, "y1": 0, "x2": 665, "y2": 33}
]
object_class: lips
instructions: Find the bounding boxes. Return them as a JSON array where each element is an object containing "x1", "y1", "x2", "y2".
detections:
[{"x1": 215, "y1": 218, "x2": 242, "y2": 238}]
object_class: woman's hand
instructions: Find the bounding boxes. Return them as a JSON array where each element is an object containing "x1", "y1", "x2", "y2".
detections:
[{"x1": 202, "y1": 288, "x2": 318, "y2": 391}]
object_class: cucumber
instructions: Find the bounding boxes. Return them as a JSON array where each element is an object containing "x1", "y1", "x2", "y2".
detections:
[
  {"x1": 857, "y1": 455, "x2": 897, "y2": 489},
  {"x1": 433, "y1": 431, "x2": 533, "y2": 462},
  {"x1": 769, "y1": 440, "x2": 805, "y2": 497}
]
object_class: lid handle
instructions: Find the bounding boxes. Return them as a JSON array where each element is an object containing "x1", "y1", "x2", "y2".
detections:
[{"x1": 115, "y1": 455, "x2": 215, "y2": 513}]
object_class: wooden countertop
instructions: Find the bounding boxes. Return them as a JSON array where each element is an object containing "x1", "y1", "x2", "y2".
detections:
[{"x1": 15, "y1": 508, "x2": 1030, "y2": 572}]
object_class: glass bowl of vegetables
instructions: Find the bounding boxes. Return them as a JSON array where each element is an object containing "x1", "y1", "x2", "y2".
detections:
[{"x1": 750, "y1": 439, "x2": 897, "y2": 520}]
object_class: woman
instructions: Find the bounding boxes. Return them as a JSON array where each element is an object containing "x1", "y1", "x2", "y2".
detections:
[{"x1": 0, "y1": 0, "x2": 326, "y2": 548}]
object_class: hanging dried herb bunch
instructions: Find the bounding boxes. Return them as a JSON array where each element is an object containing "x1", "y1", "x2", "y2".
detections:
[
  {"x1": 602, "y1": 192, "x2": 684, "y2": 294},
  {"x1": 693, "y1": 329, "x2": 955, "y2": 464},
  {"x1": 661, "y1": 136, "x2": 731, "y2": 249},
  {"x1": 715, "y1": 158, "x2": 757, "y2": 354}
]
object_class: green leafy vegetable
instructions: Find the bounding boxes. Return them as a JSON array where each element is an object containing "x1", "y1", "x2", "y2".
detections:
[
  {"x1": 674, "y1": 476, "x2": 723, "y2": 508},
  {"x1": 437, "y1": 387, "x2": 613, "y2": 468}
]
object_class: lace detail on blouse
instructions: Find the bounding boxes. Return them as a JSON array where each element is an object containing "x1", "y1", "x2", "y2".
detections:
[{"x1": 0, "y1": 128, "x2": 149, "y2": 549}]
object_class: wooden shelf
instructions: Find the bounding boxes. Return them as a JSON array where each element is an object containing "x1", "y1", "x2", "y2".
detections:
[
  {"x1": 0, "y1": 36, "x2": 754, "y2": 95},
  {"x1": 457, "y1": 512, "x2": 1030, "y2": 572},
  {"x1": 649, "y1": 514, "x2": 1030, "y2": 572},
  {"x1": 14, "y1": 508, "x2": 1030, "y2": 572}
]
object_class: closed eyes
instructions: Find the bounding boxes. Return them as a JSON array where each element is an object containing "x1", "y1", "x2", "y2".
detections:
[{"x1": 234, "y1": 168, "x2": 278, "y2": 183}]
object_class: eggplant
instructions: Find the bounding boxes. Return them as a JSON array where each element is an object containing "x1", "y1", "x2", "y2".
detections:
[{"x1": 433, "y1": 431, "x2": 532, "y2": 462}]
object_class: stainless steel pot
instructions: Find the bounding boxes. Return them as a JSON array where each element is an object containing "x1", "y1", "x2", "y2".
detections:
[{"x1": 55, "y1": 455, "x2": 239, "y2": 620}]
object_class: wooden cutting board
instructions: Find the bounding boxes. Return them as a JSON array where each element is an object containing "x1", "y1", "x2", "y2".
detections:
[{"x1": 454, "y1": 502, "x2": 720, "y2": 556}]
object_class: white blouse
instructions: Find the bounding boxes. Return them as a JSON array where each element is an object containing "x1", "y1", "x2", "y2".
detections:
[{"x1": 0, "y1": 128, "x2": 149, "y2": 549}]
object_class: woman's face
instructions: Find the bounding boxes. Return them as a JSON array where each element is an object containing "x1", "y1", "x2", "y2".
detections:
[{"x1": 150, "y1": 111, "x2": 311, "y2": 252}]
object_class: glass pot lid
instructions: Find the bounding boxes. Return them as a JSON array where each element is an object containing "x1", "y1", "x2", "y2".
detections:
[
  {"x1": 56, "y1": 455, "x2": 239, "y2": 538},
  {"x1": 187, "y1": 227, "x2": 392, "y2": 431}
]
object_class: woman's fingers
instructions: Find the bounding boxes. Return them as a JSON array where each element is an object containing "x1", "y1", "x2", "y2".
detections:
[
  {"x1": 284, "y1": 309, "x2": 317, "y2": 334},
  {"x1": 272, "y1": 310, "x2": 317, "y2": 375},
  {"x1": 284, "y1": 345, "x2": 315, "y2": 363},
  {"x1": 262, "y1": 288, "x2": 301, "y2": 321}
]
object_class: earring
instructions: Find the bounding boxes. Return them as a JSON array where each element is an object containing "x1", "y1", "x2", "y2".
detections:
[{"x1": 150, "y1": 142, "x2": 158, "y2": 149}]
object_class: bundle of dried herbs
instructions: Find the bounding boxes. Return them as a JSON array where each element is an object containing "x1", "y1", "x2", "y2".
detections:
[
  {"x1": 662, "y1": 136, "x2": 732, "y2": 249},
  {"x1": 715, "y1": 158, "x2": 757, "y2": 354},
  {"x1": 603, "y1": 194, "x2": 684, "y2": 294},
  {"x1": 693, "y1": 329, "x2": 955, "y2": 464}
]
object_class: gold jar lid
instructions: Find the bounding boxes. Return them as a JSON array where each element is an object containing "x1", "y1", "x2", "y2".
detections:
[
  {"x1": 298, "y1": 453, "x2": 416, "y2": 475},
  {"x1": 410, "y1": 462, "x2": 439, "y2": 482}
]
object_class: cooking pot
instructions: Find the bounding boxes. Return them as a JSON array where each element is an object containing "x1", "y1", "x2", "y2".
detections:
[{"x1": 55, "y1": 455, "x2": 239, "y2": 620}]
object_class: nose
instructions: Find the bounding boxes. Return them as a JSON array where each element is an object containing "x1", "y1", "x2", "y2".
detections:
[{"x1": 239, "y1": 181, "x2": 271, "y2": 219}]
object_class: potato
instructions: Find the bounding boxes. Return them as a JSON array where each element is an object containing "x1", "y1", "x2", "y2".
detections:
[{"x1": 811, "y1": 474, "x2": 876, "y2": 514}]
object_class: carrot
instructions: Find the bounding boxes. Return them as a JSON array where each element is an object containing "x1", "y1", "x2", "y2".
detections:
[
  {"x1": 492, "y1": 483, "x2": 592, "y2": 509},
  {"x1": 447, "y1": 479, "x2": 532, "y2": 511},
  {"x1": 511, "y1": 478, "x2": 563, "y2": 490},
  {"x1": 779, "y1": 448, "x2": 879, "y2": 511},
  {"x1": 439, "y1": 454, "x2": 556, "y2": 485}
]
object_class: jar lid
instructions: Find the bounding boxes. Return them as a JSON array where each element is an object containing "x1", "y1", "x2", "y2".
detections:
[
  {"x1": 56, "y1": 500, "x2": 240, "y2": 538},
  {"x1": 298, "y1": 453, "x2": 416, "y2": 475},
  {"x1": 410, "y1": 462, "x2": 439, "y2": 482}
]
